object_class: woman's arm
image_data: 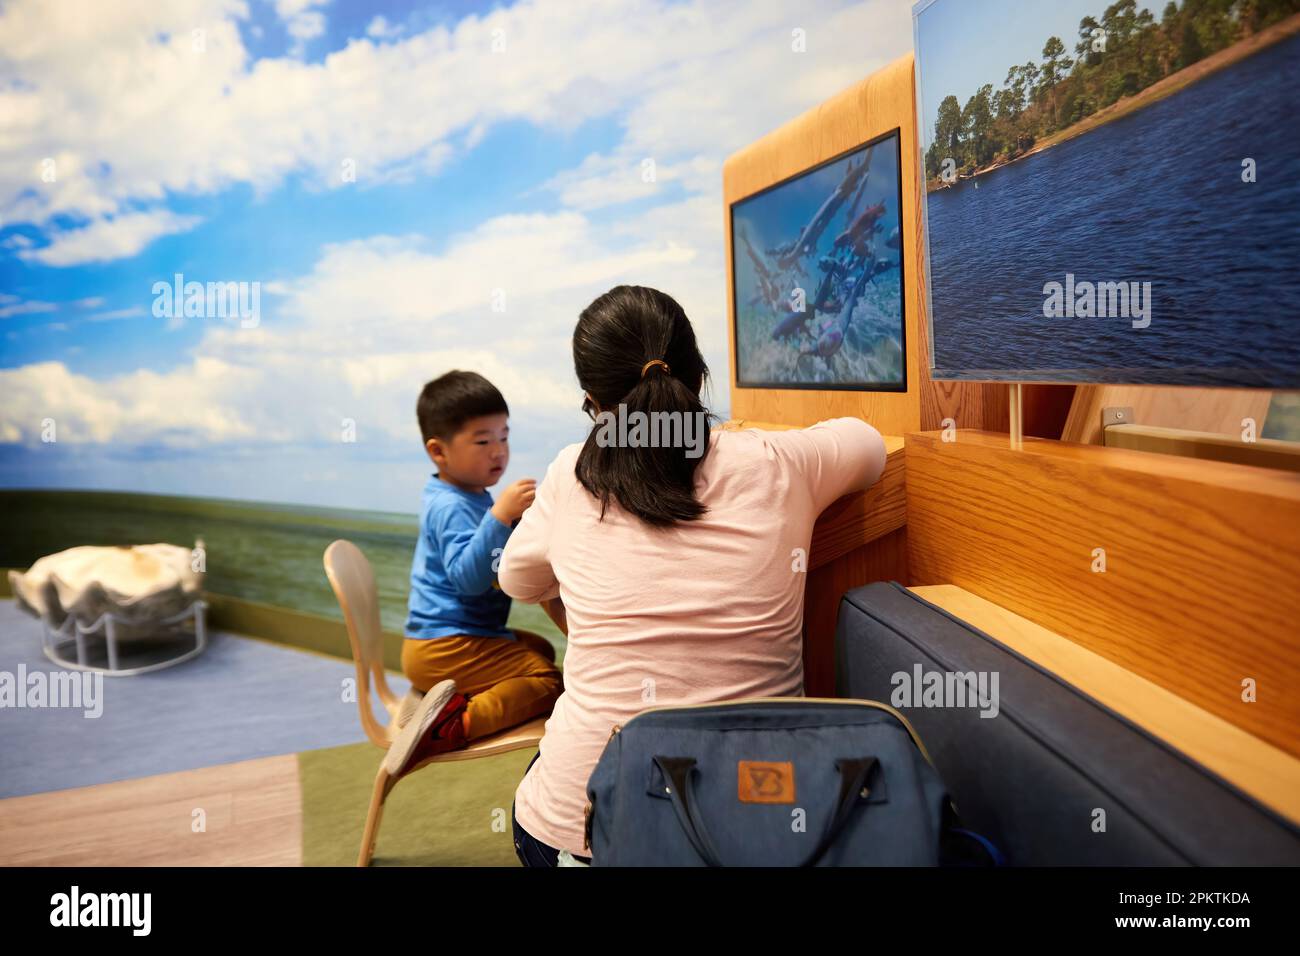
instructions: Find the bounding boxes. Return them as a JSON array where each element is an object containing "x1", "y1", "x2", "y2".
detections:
[
  {"x1": 542, "y1": 595, "x2": 568, "y2": 636},
  {"x1": 772, "y1": 417, "x2": 887, "y2": 513},
  {"x1": 499, "y1": 446, "x2": 573, "y2": 604}
]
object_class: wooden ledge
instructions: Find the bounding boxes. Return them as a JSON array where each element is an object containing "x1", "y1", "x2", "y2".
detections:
[{"x1": 908, "y1": 428, "x2": 1300, "y2": 497}]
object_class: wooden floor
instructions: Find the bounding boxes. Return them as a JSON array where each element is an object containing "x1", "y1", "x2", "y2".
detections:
[{"x1": 0, "y1": 754, "x2": 302, "y2": 866}]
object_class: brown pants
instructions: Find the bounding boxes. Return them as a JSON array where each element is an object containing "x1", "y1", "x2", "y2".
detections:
[{"x1": 401, "y1": 629, "x2": 561, "y2": 741}]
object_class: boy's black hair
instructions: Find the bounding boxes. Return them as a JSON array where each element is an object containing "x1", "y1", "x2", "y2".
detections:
[{"x1": 416, "y1": 370, "x2": 509, "y2": 445}]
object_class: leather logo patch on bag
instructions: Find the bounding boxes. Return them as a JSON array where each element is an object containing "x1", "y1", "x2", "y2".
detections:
[{"x1": 737, "y1": 760, "x2": 796, "y2": 803}]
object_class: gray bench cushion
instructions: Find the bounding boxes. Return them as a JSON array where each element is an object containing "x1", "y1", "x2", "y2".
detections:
[{"x1": 835, "y1": 581, "x2": 1300, "y2": 865}]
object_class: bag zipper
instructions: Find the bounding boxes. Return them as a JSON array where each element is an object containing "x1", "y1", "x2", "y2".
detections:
[
  {"x1": 585, "y1": 722, "x2": 621, "y2": 851},
  {"x1": 611, "y1": 696, "x2": 934, "y2": 765}
]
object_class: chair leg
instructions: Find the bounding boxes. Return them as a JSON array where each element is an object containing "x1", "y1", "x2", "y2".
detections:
[{"x1": 358, "y1": 765, "x2": 399, "y2": 867}]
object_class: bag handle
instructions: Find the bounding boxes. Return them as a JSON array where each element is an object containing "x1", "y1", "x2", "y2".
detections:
[{"x1": 652, "y1": 755, "x2": 877, "y2": 867}]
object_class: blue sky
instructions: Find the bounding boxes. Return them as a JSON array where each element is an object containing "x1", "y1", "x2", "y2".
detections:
[{"x1": 0, "y1": 0, "x2": 916, "y2": 512}]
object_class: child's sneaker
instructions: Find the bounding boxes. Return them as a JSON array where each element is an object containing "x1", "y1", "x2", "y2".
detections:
[
  {"x1": 384, "y1": 679, "x2": 469, "y2": 777},
  {"x1": 394, "y1": 688, "x2": 425, "y2": 730}
]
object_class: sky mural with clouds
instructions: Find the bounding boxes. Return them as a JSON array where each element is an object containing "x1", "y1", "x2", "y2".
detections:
[{"x1": 0, "y1": 0, "x2": 913, "y2": 513}]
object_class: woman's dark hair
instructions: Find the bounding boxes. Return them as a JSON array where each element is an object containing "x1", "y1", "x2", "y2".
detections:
[
  {"x1": 573, "y1": 285, "x2": 715, "y2": 527},
  {"x1": 416, "y1": 370, "x2": 508, "y2": 444}
]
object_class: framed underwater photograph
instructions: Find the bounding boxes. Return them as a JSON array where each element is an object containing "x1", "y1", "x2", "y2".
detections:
[{"x1": 730, "y1": 128, "x2": 907, "y2": 392}]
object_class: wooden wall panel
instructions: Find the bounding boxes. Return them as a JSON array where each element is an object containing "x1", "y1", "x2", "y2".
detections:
[
  {"x1": 906, "y1": 429, "x2": 1300, "y2": 757},
  {"x1": 808, "y1": 437, "x2": 905, "y2": 572},
  {"x1": 723, "y1": 54, "x2": 1007, "y2": 436},
  {"x1": 804, "y1": 526, "x2": 909, "y2": 698},
  {"x1": 1063, "y1": 384, "x2": 1274, "y2": 445}
]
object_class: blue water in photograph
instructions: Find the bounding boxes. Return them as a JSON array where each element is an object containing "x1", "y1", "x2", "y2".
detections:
[
  {"x1": 732, "y1": 131, "x2": 906, "y2": 390},
  {"x1": 926, "y1": 32, "x2": 1300, "y2": 386}
]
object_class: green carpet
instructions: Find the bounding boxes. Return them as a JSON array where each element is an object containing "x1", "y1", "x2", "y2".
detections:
[{"x1": 298, "y1": 741, "x2": 538, "y2": 866}]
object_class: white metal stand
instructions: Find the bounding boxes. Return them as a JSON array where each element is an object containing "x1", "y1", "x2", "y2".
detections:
[{"x1": 42, "y1": 600, "x2": 209, "y2": 676}]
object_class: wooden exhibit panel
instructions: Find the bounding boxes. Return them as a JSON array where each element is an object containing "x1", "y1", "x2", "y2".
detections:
[
  {"x1": 905, "y1": 429, "x2": 1300, "y2": 758},
  {"x1": 722, "y1": 54, "x2": 1003, "y2": 435},
  {"x1": 804, "y1": 434, "x2": 907, "y2": 697},
  {"x1": 809, "y1": 436, "x2": 905, "y2": 571},
  {"x1": 806, "y1": 527, "x2": 908, "y2": 698},
  {"x1": 0, "y1": 754, "x2": 302, "y2": 866},
  {"x1": 1063, "y1": 384, "x2": 1273, "y2": 446},
  {"x1": 1105, "y1": 423, "x2": 1300, "y2": 473},
  {"x1": 912, "y1": 585, "x2": 1300, "y2": 825},
  {"x1": 929, "y1": 383, "x2": 1074, "y2": 439}
]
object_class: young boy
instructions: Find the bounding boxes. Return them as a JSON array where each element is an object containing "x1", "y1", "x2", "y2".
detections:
[{"x1": 386, "y1": 370, "x2": 563, "y2": 779}]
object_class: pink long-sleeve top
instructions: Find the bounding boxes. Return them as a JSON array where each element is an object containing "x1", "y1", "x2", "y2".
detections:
[{"x1": 498, "y1": 416, "x2": 888, "y2": 855}]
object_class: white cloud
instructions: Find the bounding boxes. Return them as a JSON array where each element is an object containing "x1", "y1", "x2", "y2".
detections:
[
  {"x1": 87, "y1": 306, "x2": 149, "y2": 321},
  {"x1": 0, "y1": 298, "x2": 149, "y2": 335},
  {"x1": 0, "y1": 205, "x2": 728, "y2": 454},
  {"x1": 0, "y1": 358, "x2": 263, "y2": 446},
  {"x1": 18, "y1": 209, "x2": 203, "y2": 267},
  {"x1": 0, "y1": 294, "x2": 57, "y2": 318},
  {"x1": 0, "y1": 2, "x2": 251, "y2": 229},
  {"x1": 0, "y1": 0, "x2": 915, "y2": 505},
  {"x1": 276, "y1": 0, "x2": 329, "y2": 49},
  {"x1": 265, "y1": 211, "x2": 697, "y2": 342},
  {"x1": 275, "y1": 0, "x2": 325, "y2": 17},
  {"x1": 0, "y1": 0, "x2": 911, "y2": 232},
  {"x1": 535, "y1": 0, "x2": 913, "y2": 210},
  {"x1": 540, "y1": 153, "x2": 721, "y2": 211},
  {"x1": 365, "y1": 15, "x2": 402, "y2": 40}
]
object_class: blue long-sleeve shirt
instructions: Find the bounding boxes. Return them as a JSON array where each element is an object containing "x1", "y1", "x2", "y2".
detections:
[{"x1": 404, "y1": 473, "x2": 515, "y2": 639}]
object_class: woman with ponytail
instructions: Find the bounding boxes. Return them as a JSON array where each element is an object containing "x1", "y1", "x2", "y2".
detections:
[{"x1": 499, "y1": 285, "x2": 888, "y2": 866}]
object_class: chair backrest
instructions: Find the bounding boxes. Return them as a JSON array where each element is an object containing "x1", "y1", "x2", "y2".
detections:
[{"x1": 323, "y1": 539, "x2": 398, "y2": 747}]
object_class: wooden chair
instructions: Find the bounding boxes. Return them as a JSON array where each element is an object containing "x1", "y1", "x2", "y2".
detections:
[{"x1": 323, "y1": 539, "x2": 547, "y2": 866}]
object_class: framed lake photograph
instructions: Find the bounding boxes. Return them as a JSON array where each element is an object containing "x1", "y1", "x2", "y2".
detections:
[{"x1": 914, "y1": 0, "x2": 1300, "y2": 387}]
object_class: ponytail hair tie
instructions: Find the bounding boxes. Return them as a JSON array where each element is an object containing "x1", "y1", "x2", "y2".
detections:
[{"x1": 640, "y1": 359, "x2": 671, "y2": 379}]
